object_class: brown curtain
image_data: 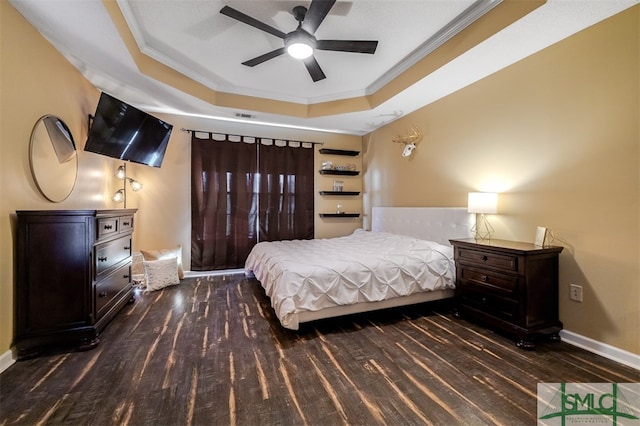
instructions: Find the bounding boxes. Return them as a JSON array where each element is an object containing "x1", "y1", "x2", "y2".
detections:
[
  {"x1": 191, "y1": 134, "x2": 258, "y2": 270},
  {"x1": 191, "y1": 134, "x2": 314, "y2": 270},
  {"x1": 258, "y1": 143, "x2": 314, "y2": 242}
]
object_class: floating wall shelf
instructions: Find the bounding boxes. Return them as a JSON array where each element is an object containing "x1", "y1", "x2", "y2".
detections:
[
  {"x1": 319, "y1": 170, "x2": 359, "y2": 176},
  {"x1": 319, "y1": 213, "x2": 360, "y2": 218},
  {"x1": 319, "y1": 191, "x2": 360, "y2": 196},
  {"x1": 319, "y1": 148, "x2": 359, "y2": 156}
]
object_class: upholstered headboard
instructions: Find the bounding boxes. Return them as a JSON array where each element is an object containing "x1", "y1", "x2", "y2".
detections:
[{"x1": 371, "y1": 207, "x2": 473, "y2": 246}]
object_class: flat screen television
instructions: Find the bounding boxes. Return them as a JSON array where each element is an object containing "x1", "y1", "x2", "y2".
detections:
[{"x1": 85, "y1": 92, "x2": 173, "y2": 168}]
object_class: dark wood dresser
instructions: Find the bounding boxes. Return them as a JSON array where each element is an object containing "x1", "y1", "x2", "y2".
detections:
[
  {"x1": 449, "y1": 238, "x2": 563, "y2": 350},
  {"x1": 13, "y1": 209, "x2": 137, "y2": 359}
]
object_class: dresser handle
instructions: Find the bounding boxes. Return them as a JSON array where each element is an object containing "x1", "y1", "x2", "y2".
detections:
[
  {"x1": 481, "y1": 255, "x2": 488, "y2": 261},
  {"x1": 98, "y1": 256, "x2": 108, "y2": 262},
  {"x1": 481, "y1": 275, "x2": 489, "y2": 282},
  {"x1": 99, "y1": 292, "x2": 108, "y2": 298},
  {"x1": 123, "y1": 274, "x2": 130, "y2": 279},
  {"x1": 122, "y1": 221, "x2": 130, "y2": 226},
  {"x1": 124, "y1": 246, "x2": 130, "y2": 250},
  {"x1": 104, "y1": 224, "x2": 113, "y2": 230}
]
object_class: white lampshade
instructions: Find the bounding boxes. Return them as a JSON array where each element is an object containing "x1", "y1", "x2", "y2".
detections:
[{"x1": 468, "y1": 192, "x2": 498, "y2": 214}]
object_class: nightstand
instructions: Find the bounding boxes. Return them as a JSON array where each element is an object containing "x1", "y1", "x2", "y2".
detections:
[{"x1": 449, "y1": 238, "x2": 564, "y2": 350}]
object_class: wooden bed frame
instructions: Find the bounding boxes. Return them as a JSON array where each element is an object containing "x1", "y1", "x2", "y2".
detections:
[{"x1": 295, "y1": 207, "x2": 474, "y2": 326}]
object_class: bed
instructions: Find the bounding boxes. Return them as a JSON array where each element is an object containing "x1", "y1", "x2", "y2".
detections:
[{"x1": 245, "y1": 207, "x2": 474, "y2": 330}]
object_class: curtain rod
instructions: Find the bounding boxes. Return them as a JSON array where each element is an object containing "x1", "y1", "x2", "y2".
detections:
[{"x1": 180, "y1": 128, "x2": 323, "y2": 146}]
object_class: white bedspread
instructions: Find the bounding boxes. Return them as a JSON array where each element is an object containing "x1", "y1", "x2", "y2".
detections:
[{"x1": 245, "y1": 229, "x2": 455, "y2": 330}]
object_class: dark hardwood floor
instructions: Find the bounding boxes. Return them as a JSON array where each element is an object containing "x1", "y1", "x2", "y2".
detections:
[{"x1": 1, "y1": 274, "x2": 638, "y2": 425}]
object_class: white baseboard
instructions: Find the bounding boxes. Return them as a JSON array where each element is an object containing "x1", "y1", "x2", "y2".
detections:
[
  {"x1": 0, "y1": 349, "x2": 15, "y2": 374},
  {"x1": 560, "y1": 330, "x2": 640, "y2": 371}
]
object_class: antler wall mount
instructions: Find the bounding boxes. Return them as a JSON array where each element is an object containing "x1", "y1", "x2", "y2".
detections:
[{"x1": 392, "y1": 126, "x2": 423, "y2": 157}]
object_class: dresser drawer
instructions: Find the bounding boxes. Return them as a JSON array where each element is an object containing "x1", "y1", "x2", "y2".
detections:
[
  {"x1": 118, "y1": 215, "x2": 134, "y2": 232},
  {"x1": 459, "y1": 266, "x2": 519, "y2": 297},
  {"x1": 95, "y1": 235, "x2": 131, "y2": 277},
  {"x1": 459, "y1": 287, "x2": 518, "y2": 322},
  {"x1": 97, "y1": 217, "x2": 118, "y2": 239},
  {"x1": 457, "y1": 248, "x2": 517, "y2": 272},
  {"x1": 96, "y1": 264, "x2": 131, "y2": 319}
]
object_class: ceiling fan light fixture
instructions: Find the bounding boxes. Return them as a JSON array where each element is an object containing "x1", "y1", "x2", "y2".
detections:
[
  {"x1": 287, "y1": 42, "x2": 313, "y2": 59},
  {"x1": 285, "y1": 30, "x2": 315, "y2": 59}
]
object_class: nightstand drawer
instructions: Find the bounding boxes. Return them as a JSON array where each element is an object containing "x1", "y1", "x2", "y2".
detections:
[
  {"x1": 459, "y1": 288, "x2": 518, "y2": 322},
  {"x1": 457, "y1": 248, "x2": 517, "y2": 271},
  {"x1": 460, "y1": 266, "x2": 519, "y2": 297}
]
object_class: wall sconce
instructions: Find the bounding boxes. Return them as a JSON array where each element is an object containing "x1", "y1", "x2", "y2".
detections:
[
  {"x1": 468, "y1": 192, "x2": 498, "y2": 240},
  {"x1": 113, "y1": 163, "x2": 142, "y2": 208}
]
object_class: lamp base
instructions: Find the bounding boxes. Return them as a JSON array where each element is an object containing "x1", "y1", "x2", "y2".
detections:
[{"x1": 471, "y1": 213, "x2": 494, "y2": 241}]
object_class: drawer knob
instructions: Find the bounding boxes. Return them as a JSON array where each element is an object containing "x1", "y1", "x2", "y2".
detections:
[
  {"x1": 481, "y1": 275, "x2": 489, "y2": 282},
  {"x1": 99, "y1": 292, "x2": 108, "y2": 298},
  {"x1": 123, "y1": 274, "x2": 130, "y2": 279},
  {"x1": 481, "y1": 297, "x2": 487, "y2": 304},
  {"x1": 98, "y1": 257, "x2": 108, "y2": 262},
  {"x1": 481, "y1": 255, "x2": 488, "y2": 261},
  {"x1": 124, "y1": 246, "x2": 130, "y2": 250},
  {"x1": 104, "y1": 224, "x2": 113, "y2": 230},
  {"x1": 122, "y1": 221, "x2": 130, "y2": 226}
]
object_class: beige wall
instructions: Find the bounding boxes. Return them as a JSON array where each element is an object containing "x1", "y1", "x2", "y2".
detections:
[{"x1": 363, "y1": 7, "x2": 639, "y2": 354}]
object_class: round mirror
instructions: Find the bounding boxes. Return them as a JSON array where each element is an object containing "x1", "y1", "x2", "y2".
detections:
[{"x1": 29, "y1": 115, "x2": 78, "y2": 202}]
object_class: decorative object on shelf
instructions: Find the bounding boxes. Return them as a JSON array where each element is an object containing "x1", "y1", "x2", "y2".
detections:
[
  {"x1": 29, "y1": 115, "x2": 78, "y2": 202},
  {"x1": 333, "y1": 180, "x2": 344, "y2": 191},
  {"x1": 392, "y1": 125, "x2": 423, "y2": 157},
  {"x1": 113, "y1": 163, "x2": 143, "y2": 207},
  {"x1": 468, "y1": 192, "x2": 498, "y2": 240},
  {"x1": 322, "y1": 160, "x2": 333, "y2": 170},
  {"x1": 336, "y1": 204, "x2": 343, "y2": 214}
]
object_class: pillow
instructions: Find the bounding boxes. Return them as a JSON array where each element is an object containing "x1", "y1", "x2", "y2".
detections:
[
  {"x1": 140, "y1": 246, "x2": 184, "y2": 279},
  {"x1": 143, "y1": 257, "x2": 180, "y2": 292}
]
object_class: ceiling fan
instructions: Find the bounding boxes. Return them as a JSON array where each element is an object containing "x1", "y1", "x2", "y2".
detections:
[{"x1": 220, "y1": 0, "x2": 378, "y2": 82}]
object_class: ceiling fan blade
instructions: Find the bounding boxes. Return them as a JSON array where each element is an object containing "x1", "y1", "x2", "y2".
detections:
[
  {"x1": 303, "y1": 56, "x2": 326, "y2": 82},
  {"x1": 242, "y1": 48, "x2": 286, "y2": 67},
  {"x1": 220, "y1": 6, "x2": 286, "y2": 39},
  {"x1": 316, "y1": 40, "x2": 378, "y2": 54},
  {"x1": 301, "y1": 0, "x2": 336, "y2": 34}
]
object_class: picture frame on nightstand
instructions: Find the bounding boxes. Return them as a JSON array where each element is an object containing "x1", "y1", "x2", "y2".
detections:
[
  {"x1": 533, "y1": 226, "x2": 554, "y2": 247},
  {"x1": 535, "y1": 226, "x2": 548, "y2": 247}
]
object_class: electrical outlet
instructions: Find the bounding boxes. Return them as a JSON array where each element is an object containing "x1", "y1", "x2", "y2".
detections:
[{"x1": 570, "y1": 284, "x2": 583, "y2": 302}]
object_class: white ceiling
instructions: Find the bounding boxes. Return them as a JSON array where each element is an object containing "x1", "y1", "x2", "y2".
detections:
[{"x1": 9, "y1": 0, "x2": 639, "y2": 135}]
